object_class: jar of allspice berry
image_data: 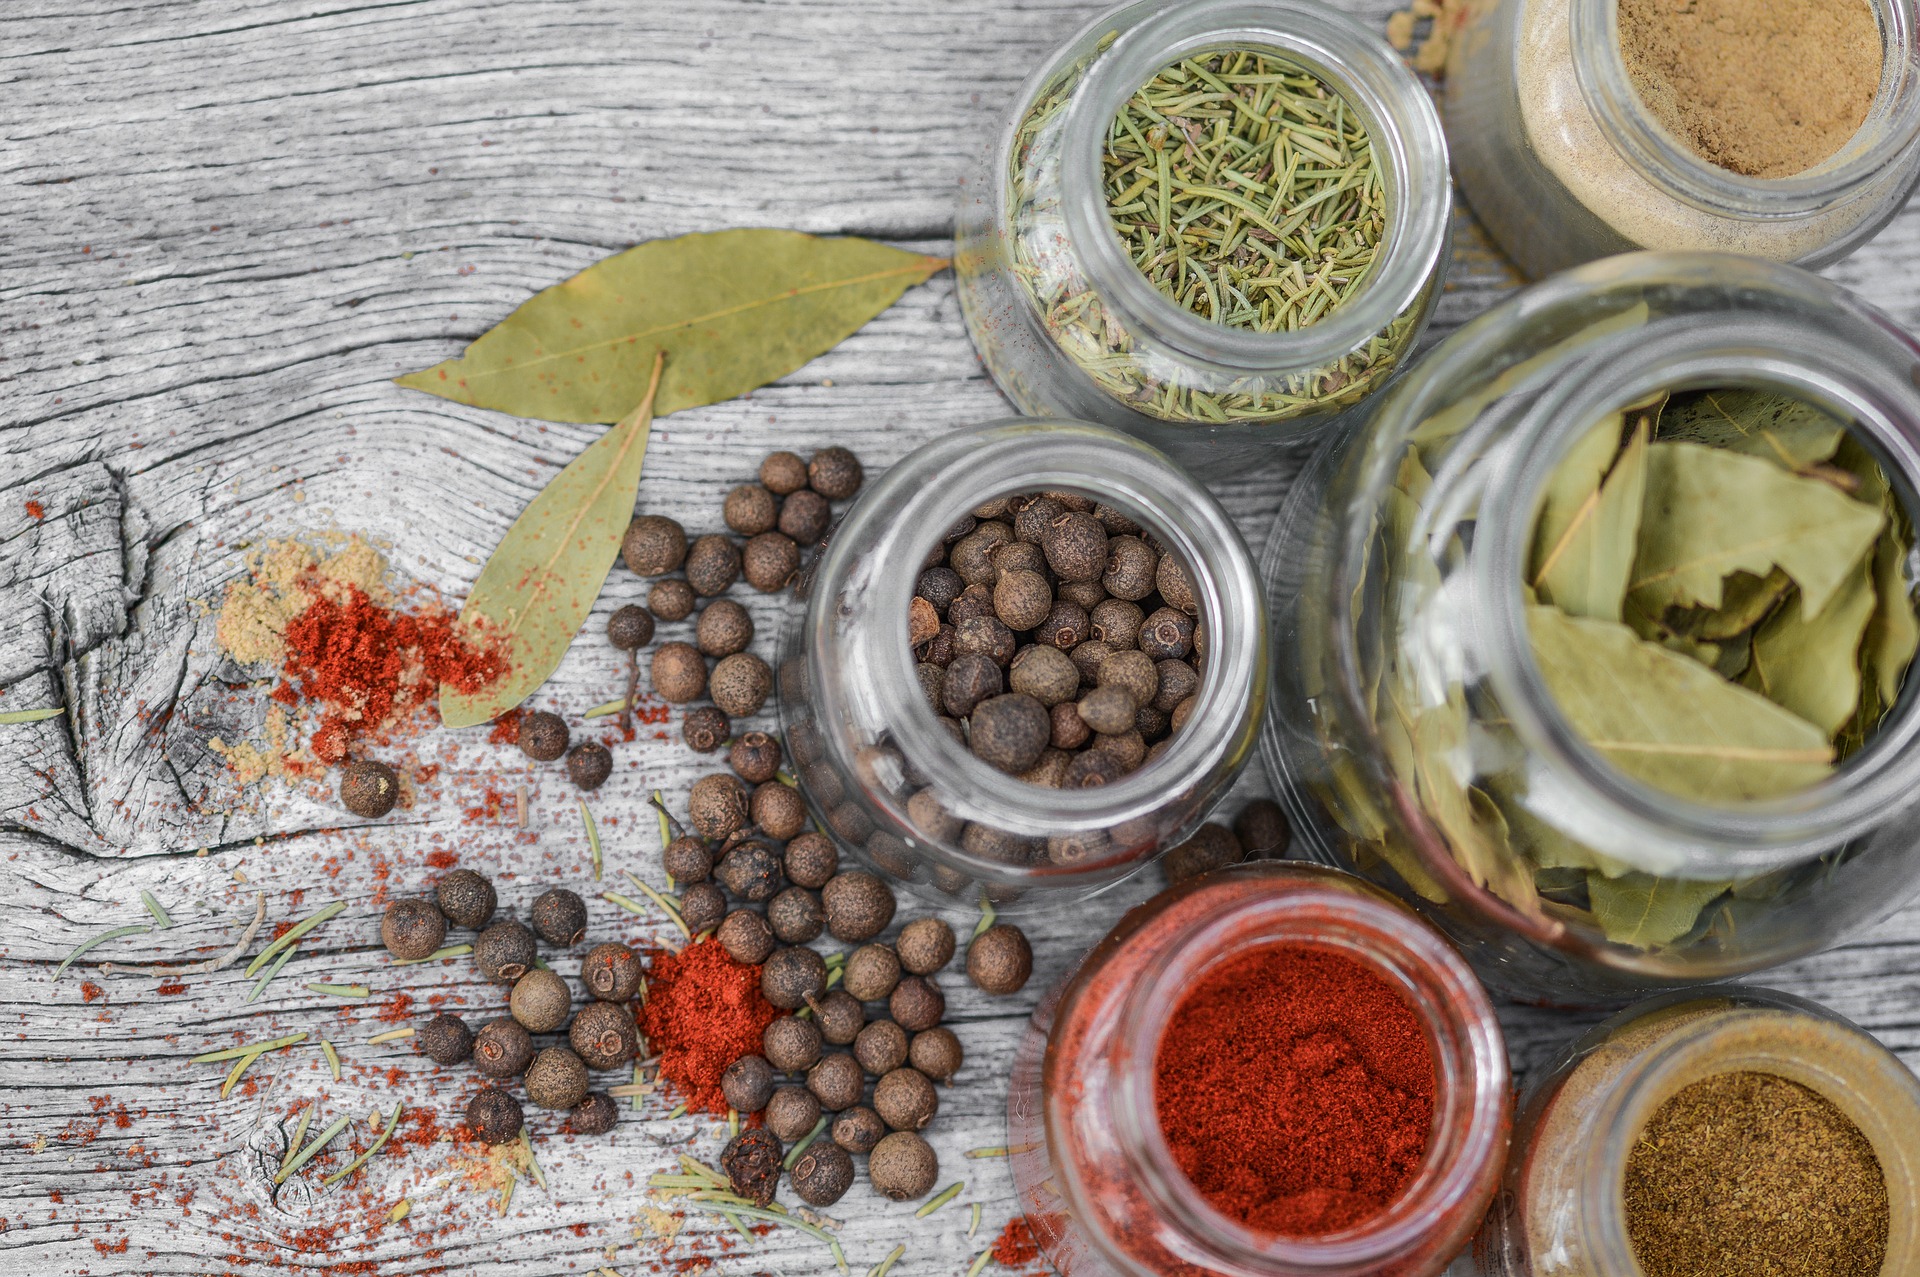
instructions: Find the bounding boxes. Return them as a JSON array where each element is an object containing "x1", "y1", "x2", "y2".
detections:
[
  {"x1": 1261, "y1": 251, "x2": 1920, "y2": 1004},
  {"x1": 774, "y1": 418, "x2": 1266, "y2": 909},
  {"x1": 954, "y1": 0, "x2": 1452, "y2": 477},
  {"x1": 1007, "y1": 861, "x2": 1510, "y2": 1276},
  {"x1": 1476, "y1": 987, "x2": 1920, "y2": 1276}
]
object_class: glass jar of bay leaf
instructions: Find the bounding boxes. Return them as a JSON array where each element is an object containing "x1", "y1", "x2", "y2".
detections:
[
  {"x1": 1261, "y1": 251, "x2": 1920, "y2": 1004},
  {"x1": 954, "y1": 0, "x2": 1452, "y2": 479},
  {"x1": 776, "y1": 418, "x2": 1267, "y2": 911}
]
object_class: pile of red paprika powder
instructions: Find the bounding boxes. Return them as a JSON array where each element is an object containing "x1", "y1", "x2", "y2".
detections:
[{"x1": 639, "y1": 937, "x2": 778, "y2": 1115}]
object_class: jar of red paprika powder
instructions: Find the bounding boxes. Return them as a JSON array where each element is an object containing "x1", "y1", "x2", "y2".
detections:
[{"x1": 1008, "y1": 861, "x2": 1510, "y2": 1276}]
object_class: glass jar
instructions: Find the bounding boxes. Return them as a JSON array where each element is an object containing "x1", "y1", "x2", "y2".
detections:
[
  {"x1": 1446, "y1": 0, "x2": 1920, "y2": 279},
  {"x1": 1261, "y1": 251, "x2": 1920, "y2": 1004},
  {"x1": 1007, "y1": 862, "x2": 1510, "y2": 1276},
  {"x1": 954, "y1": 0, "x2": 1452, "y2": 479},
  {"x1": 1474, "y1": 986, "x2": 1920, "y2": 1276},
  {"x1": 776, "y1": 418, "x2": 1266, "y2": 909}
]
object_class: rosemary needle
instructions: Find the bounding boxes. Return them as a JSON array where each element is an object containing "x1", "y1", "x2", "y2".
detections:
[
  {"x1": 276, "y1": 1113, "x2": 351, "y2": 1184},
  {"x1": 54, "y1": 924, "x2": 152, "y2": 980},
  {"x1": 916, "y1": 1181, "x2": 964, "y2": 1218},
  {"x1": 140, "y1": 892, "x2": 172, "y2": 928},
  {"x1": 244, "y1": 901, "x2": 344, "y2": 977},
  {"x1": 322, "y1": 1102, "x2": 403, "y2": 1186}
]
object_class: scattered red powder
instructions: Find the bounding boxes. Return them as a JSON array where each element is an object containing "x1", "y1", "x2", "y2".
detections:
[
  {"x1": 424, "y1": 850, "x2": 457, "y2": 869},
  {"x1": 640, "y1": 938, "x2": 779, "y2": 1115},
  {"x1": 155, "y1": 981, "x2": 187, "y2": 996},
  {"x1": 276, "y1": 583, "x2": 506, "y2": 764},
  {"x1": 378, "y1": 993, "x2": 414, "y2": 1024},
  {"x1": 24, "y1": 500, "x2": 45, "y2": 520},
  {"x1": 487, "y1": 709, "x2": 522, "y2": 746},
  {"x1": 79, "y1": 982, "x2": 103, "y2": 1003},
  {"x1": 994, "y1": 1218, "x2": 1040, "y2": 1266}
]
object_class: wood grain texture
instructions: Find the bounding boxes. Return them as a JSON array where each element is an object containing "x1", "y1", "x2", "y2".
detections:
[{"x1": 4, "y1": 0, "x2": 1920, "y2": 1274}]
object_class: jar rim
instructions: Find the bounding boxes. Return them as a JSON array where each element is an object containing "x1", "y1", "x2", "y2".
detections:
[
  {"x1": 1572, "y1": 0, "x2": 1920, "y2": 217},
  {"x1": 1053, "y1": 0, "x2": 1451, "y2": 375}
]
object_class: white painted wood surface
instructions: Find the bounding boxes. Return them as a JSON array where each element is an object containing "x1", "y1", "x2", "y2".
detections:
[{"x1": 4, "y1": 1, "x2": 1920, "y2": 1274}]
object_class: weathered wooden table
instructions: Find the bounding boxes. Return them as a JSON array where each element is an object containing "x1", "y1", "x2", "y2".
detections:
[{"x1": 7, "y1": 1, "x2": 1920, "y2": 1273}]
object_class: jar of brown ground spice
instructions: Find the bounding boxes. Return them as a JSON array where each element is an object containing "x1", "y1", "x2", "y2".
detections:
[
  {"x1": 1443, "y1": 0, "x2": 1920, "y2": 278},
  {"x1": 1475, "y1": 987, "x2": 1920, "y2": 1276}
]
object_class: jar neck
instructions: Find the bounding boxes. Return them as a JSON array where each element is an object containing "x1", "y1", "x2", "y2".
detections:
[
  {"x1": 1570, "y1": 0, "x2": 1920, "y2": 218},
  {"x1": 1102, "y1": 874, "x2": 1509, "y2": 1274},
  {"x1": 1053, "y1": 0, "x2": 1449, "y2": 375},
  {"x1": 1461, "y1": 300, "x2": 1920, "y2": 873}
]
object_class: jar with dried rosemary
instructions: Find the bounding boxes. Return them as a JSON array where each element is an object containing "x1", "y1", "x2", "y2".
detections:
[{"x1": 956, "y1": 0, "x2": 1451, "y2": 477}]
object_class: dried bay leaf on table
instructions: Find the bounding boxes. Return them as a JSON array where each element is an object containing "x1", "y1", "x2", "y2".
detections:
[
  {"x1": 1527, "y1": 606, "x2": 1834, "y2": 803},
  {"x1": 440, "y1": 357, "x2": 665, "y2": 730},
  {"x1": 1745, "y1": 555, "x2": 1876, "y2": 736},
  {"x1": 1533, "y1": 417, "x2": 1648, "y2": 622},
  {"x1": 1626, "y1": 442, "x2": 1884, "y2": 620},
  {"x1": 1656, "y1": 389, "x2": 1847, "y2": 473},
  {"x1": 1587, "y1": 871, "x2": 1734, "y2": 949},
  {"x1": 397, "y1": 230, "x2": 949, "y2": 422}
]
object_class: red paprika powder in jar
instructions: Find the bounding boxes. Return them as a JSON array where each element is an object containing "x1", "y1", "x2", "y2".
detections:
[{"x1": 1009, "y1": 862, "x2": 1510, "y2": 1276}]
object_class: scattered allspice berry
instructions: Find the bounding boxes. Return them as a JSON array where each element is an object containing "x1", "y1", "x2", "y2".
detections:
[
  {"x1": 474, "y1": 920, "x2": 537, "y2": 983},
  {"x1": 889, "y1": 976, "x2": 945, "y2": 1033},
  {"x1": 679, "y1": 882, "x2": 727, "y2": 936},
  {"x1": 381, "y1": 898, "x2": 446, "y2": 961},
  {"x1": 896, "y1": 917, "x2": 956, "y2": 975},
  {"x1": 722, "y1": 1054, "x2": 777, "y2": 1114},
  {"x1": 418, "y1": 1013, "x2": 474, "y2": 1066},
  {"x1": 1233, "y1": 798, "x2": 1291, "y2": 859},
  {"x1": 909, "y1": 1027, "x2": 963, "y2": 1082},
  {"x1": 435, "y1": 869, "x2": 497, "y2": 930},
  {"x1": 341, "y1": 759, "x2": 401, "y2": 819},
  {"x1": 509, "y1": 968, "x2": 572, "y2": 1033},
  {"x1": 967, "y1": 924, "x2": 1033, "y2": 995},
  {"x1": 762, "y1": 946, "x2": 828, "y2": 1010},
  {"x1": 766, "y1": 1086, "x2": 822, "y2": 1142},
  {"x1": 724, "y1": 484, "x2": 778, "y2": 536},
  {"x1": 685, "y1": 534, "x2": 742, "y2": 597},
  {"x1": 782, "y1": 831, "x2": 838, "y2": 889},
  {"x1": 466, "y1": 1087, "x2": 524, "y2": 1145},
  {"x1": 842, "y1": 943, "x2": 902, "y2": 1002},
  {"x1": 808, "y1": 446, "x2": 864, "y2": 501},
  {"x1": 695, "y1": 599, "x2": 754, "y2": 658},
  {"x1": 874, "y1": 1067, "x2": 938, "y2": 1131},
  {"x1": 710, "y1": 652, "x2": 773, "y2": 717},
  {"x1": 854, "y1": 1019, "x2": 910, "y2": 1076},
  {"x1": 730, "y1": 731, "x2": 784, "y2": 785},
  {"x1": 570, "y1": 1092, "x2": 618, "y2": 1136},
  {"x1": 473, "y1": 1017, "x2": 534, "y2": 1079},
  {"x1": 722, "y1": 1127, "x2": 784, "y2": 1207},
  {"x1": 822, "y1": 871, "x2": 897, "y2": 943},
  {"x1": 764, "y1": 1015, "x2": 824, "y2": 1073},
  {"x1": 524, "y1": 1046, "x2": 590, "y2": 1111},
  {"x1": 652, "y1": 642, "x2": 709, "y2": 704},
  {"x1": 683, "y1": 705, "x2": 731, "y2": 753},
  {"x1": 870, "y1": 1131, "x2": 939, "y2": 1200},
  {"x1": 583, "y1": 942, "x2": 644, "y2": 1002},
  {"x1": 767, "y1": 885, "x2": 825, "y2": 944},
  {"x1": 807, "y1": 1052, "x2": 865, "y2": 1112},
  {"x1": 780, "y1": 489, "x2": 831, "y2": 545},
  {"x1": 649, "y1": 577, "x2": 696, "y2": 622},
  {"x1": 662, "y1": 835, "x2": 714, "y2": 885},
  {"x1": 570, "y1": 1001, "x2": 638, "y2": 1070},
  {"x1": 716, "y1": 839, "x2": 785, "y2": 903},
  {"x1": 743, "y1": 532, "x2": 800, "y2": 592},
  {"x1": 607, "y1": 603, "x2": 655, "y2": 651},
  {"x1": 566, "y1": 741, "x2": 613, "y2": 792},
  {"x1": 790, "y1": 1142, "x2": 856, "y2": 1207},
  {"x1": 809, "y1": 990, "x2": 866, "y2": 1045},
  {"x1": 718, "y1": 909, "x2": 776, "y2": 966},
  {"x1": 518, "y1": 710, "x2": 571, "y2": 762},
  {"x1": 832, "y1": 1105, "x2": 886, "y2": 1155},
  {"x1": 761, "y1": 451, "x2": 810, "y2": 495},
  {"x1": 752, "y1": 782, "x2": 808, "y2": 842},
  {"x1": 530, "y1": 887, "x2": 588, "y2": 947},
  {"x1": 690, "y1": 773, "x2": 751, "y2": 840},
  {"x1": 623, "y1": 515, "x2": 688, "y2": 577}
]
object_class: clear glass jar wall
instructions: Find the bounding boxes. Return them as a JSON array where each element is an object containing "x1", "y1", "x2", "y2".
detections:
[
  {"x1": 1261, "y1": 252, "x2": 1920, "y2": 1004},
  {"x1": 954, "y1": 0, "x2": 1452, "y2": 478},
  {"x1": 1007, "y1": 863, "x2": 1510, "y2": 1277},
  {"x1": 1446, "y1": 0, "x2": 1920, "y2": 279},
  {"x1": 777, "y1": 419, "x2": 1266, "y2": 910},
  {"x1": 1475, "y1": 987, "x2": 1920, "y2": 1276}
]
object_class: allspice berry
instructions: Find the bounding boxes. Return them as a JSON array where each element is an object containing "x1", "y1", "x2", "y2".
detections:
[
  {"x1": 895, "y1": 918, "x2": 956, "y2": 976},
  {"x1": 870, "y1": 1131, "x2": 939, "y2": 1200},
  {"x1": 1008, "y1": 645, "x2": 1079, "y2": 707},
  {"x1": 570, "y1": 1092, "x2": 618, "y2": 1136},
  {"x1": 710, "y1": 652, "x2": 773, "y2": 717},
  {"x1": 889, "y1": 976, "x2": 945, "y2": 1032},
  {"x1": 418, "y1": 1013, "x2": 473, "y2": 1065},
  {"x1": 525, "y1": 1046, "x2": 590, "y2": 1111},
  {"x1": 342, "y1": 759, "x2": 401, "y2": 818},
  {"x1": 967, "y1": 924, "x2": 1033, "y2": 995},
  {"x1": 649, "y1": 577, "x2": 696, "y2": 622},
  {"x1": 941, "y1": 652, "x2": 1003, "y2": 718},
  {"x1": 518, "y1": 706, "x2": 568, "y2": 756},
  {"x1": 473, "y1": 1017, "x2": 534, "y2": 1079},
  {"x1": 652, "y1": 641, "x2": 709, "y2": 704},
  {"x1": 841, "y1": 943, "x2": 901, "y2": 1002},
  {"x1": 853, "y1": 1019, "x2": 909, "y2": 1076},
  {"x1": 1042, "y1": 511, "x2": 1109, "y2": 582},
  {"x1": 716, "y1": 908, "x2": 775, "y2": 966},
  {"x1": 761, "y1": 451, "x2": 809, "y2": 495},
  {"x1": 722, "y1": 1054, "x2": 776, "y2": 1113},
  {"x1": 716, "y1": 839, "x2": 786, "y2": 903},
  {"x1": 508, "y1": 968, "x2": 571, "y2": 1033},
  {"x1": 808, "y1": 447, "x2": 863, "y2": 500},
  {"x1": 683, "y1": 705, "x2": 731, "y2": 753},
  {"x1": 607, "y1": 604, "x2": 655, "y2": 651},
  {"x1": 822, "y1": 871, "x2": 896, "y2": 943},
  {"x1": 623, "y1": 515, "x2": 688, "y2": 576},
  {"x1": 724, "y1": 484, "x2": 779, "y2": 536},
  {"x1": 530, "y1": 887, "x2": 588, "y2": 947},
  {"x1": 685, "y1": 534, "x2": 742, "y2": 597},
  {"x1": 764, "y1": 1015, "x2": 824, "y2": 1073},
  {"x1": 1077, "y1": 685, "x2": 1137, "y2": 736},
  {"x1": 1158, "y1": 553, "x2": 1199, "y2": 615},
  {"x1": 679, "y1": 882, "x2": 727, "y2": 935},
  {"x1": 909, "y1": 1027, "x2": 963, "y2": 1081},
  {"x1": 570, "y1": 1001, "x2": 638, "y2": 1070},
  {"x1": 466, "y1": 1087, "x2": 524, "y2": 1145},
  {"x1": 832, "y1": 1105, "x2": 886, "y2": 1154},
  {"x1": 969, "y1": 693, "x2": 1051, "y2": 774},
  {"x1": 730, "y1": 731, "x2": 784, "y2": 785},
  {"x1": 435, "y1": 869, "x2": 497, "y2": 930},
  {"x1": 806, "y1": 1051, "x2": 865, "y2": 1111},
  {"x1": 695, "y1": 599, "x2": 754, "y2": 658},
  {"x1": 1102, "y1": 535, "x2": 1158, "y2": 600},
  {"x1": 809, "y1": 990, "x2": 865, "y2": 1045},
  {"x1": 791, "y1": 1142, "x2": 855, "y2": 1207},
  {"x1": 761, "y1": 945, "x2": 828, "y2": 1010},
  {"x1": 1234, "y1": 798, "x2": 1291, "y2": 859},
  {"x1": 743, "y1": 532, "x2": 801, "y2": 593},
  {"x1": 583, "y1": 942, "x2": 644, "y2": 1002},
  {"x1": 1162, "y1": 823, "x2": 1244, "y2": 885},
  {"x1": 767, "y1": 886, "x2": 825, "y2": 944},
  {"x1": 766, "y1": 1086, "x2": 821, "y2": 1142},
  {"x1": 690, "y1": 773, "x2": 750, "y2": 840},
  {"x1": 994, "y1": 569, "x2": 1054, "y2": 631},
  {"x1": 779, "y1": 489, "x2": 831, "y2": 545},
  {"x1": 874, "y1": 1067, "x2": 938, "y2": 1131},
  {"x1": 783, "y1": 831, "x2": 838, "y2": 889},
  {"x1": 662, "y1": 835, "x2": 714, "y2": 885},
  {"x1": 566, "y1": 741, "x2": 613, "y2": 792},
  {"x1": 722, "y1": 1128, "x2": 784, "y2": 1207},
  {"x1": 381, "y1": 898, "x2": 446, "y2": 961},
  {"x1": 474, "y1": 919, "x2": 537, "y2": 984}
]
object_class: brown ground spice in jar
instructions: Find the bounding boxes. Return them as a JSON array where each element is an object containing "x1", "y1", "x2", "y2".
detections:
[
  {"x1": 1617, "y1": 0, "x2": 1883, "y2": 179},
  {"x1": 1623, "y1": 1070, "x2": 1889, "y2": 1277}
]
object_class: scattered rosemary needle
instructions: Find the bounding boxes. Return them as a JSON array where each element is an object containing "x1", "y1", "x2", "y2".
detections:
[
  {"x1": 728, "y1": 1108, "x2": 740, "y2": 1137},
  {"x1": 394, "y1": 943, "x2": 473, "y2": 965},
  {"x1": 579, "y1": 800, "x2": 602, "y2": 881},
  {"x1": 972, "y1": 896, "x2": 998, "y2": 941},
  {"x1": 322, "y1": 1101, "x2": 403, "y2": 1186},
  {"x1": 518, "y1": 1129, "x2": 547, "y2": 1192},
  {"x1": 221, "y1": 1049, "x2": 265, "y2": 1098},
  {"x1": 621, "y1": 872, "x2": 690, "y2": 938},
  {"x1": 583, "y1": 696, "x2": 629, "y2": 719},
  {"x1": 368, "y1": 1027, "x2": 414, "y2": 1045},
  {"x1": 280, "y1": 1107, "x2": 314, "y2": 1175},
  {"x1": 666, "y1": 1102, "x2": 688, "y2": 1120},
  {"x1": 965, "y1": 1146, "x2": 1012, "y2": 1160},
  {"x1": 54, "y1": 924, "x2": 153, "y2": 981},
  {"x1": 782, "y1": 1115, "x2": 831, "y2": 1170},
  {"x1": 306, "y1": 983, "x2": 369, "y2": 999},
  {"x1": 969, "y1": 1201, "x2": 983, "y2": 1239},
  {"x1": 654, "y1": 788, "x2": 671, "y2": 850},
  {"x1": 389, "y1": 1199, "x2": 411, "y2": 1223},
  {"x1": 320, "y1": 1039, "x2": 342, "y2": 1081},
  {"x1": 916, "y1": 1181, "x2": 964, "y2": 1218},
  {"x1": 677, "y1": 1200, "x2": 848, "y2": 1273},
  {"x1": 276, "y1": 1113, "x2": 351, "y2": 1184},
  {"x1": 498, "y1": 1177, "x2": 516, "y2": 1215},
  {"x1": 0, "y1": 706, "x2": 64, "y2": 723},
  {"x1": 192, "y1": 1032, "x2": 308, "y2": 1063},
  {"x1": 965, "y1": 1247, "x2": 994, "y2": 1277},
  {"x1": 246, "y1": 944, "x2": 296, "y2": 1003},
  {"x1": 139, "y1": 891, "x2": 172, "y2": 928},
  {"x1": 631, "y1": 1062, "x2": 644, "y2": 1110},
  {"x1": 868, "y1": 1243, "x2": 906, "y2": 1277},
  {"x1": 244, "y1": 900, "x2": 345, "y2": 977}
]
